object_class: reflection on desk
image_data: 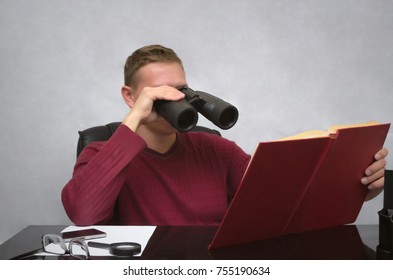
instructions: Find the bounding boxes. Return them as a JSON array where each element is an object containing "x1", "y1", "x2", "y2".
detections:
[
  {"x1": 143, "y1": 225, "x2": 374, "y2": 260},
  {"x1": 0, "y1": 225, "x2": 378, "y2": 260}
]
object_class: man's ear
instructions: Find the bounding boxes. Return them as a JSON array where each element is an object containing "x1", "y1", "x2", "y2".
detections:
[{"x1": 121, "y1": 85, "x2": 136, "y2": 108}]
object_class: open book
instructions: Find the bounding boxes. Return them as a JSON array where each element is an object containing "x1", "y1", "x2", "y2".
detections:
[
  {"x1": 277, "y1": 121, "x2": 381, "y2": 140},
  {"x1": 209, "y1": 122, "x2": 390, "y2": 249}
]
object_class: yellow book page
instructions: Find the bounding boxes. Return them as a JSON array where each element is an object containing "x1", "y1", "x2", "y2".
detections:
[
  {"x1": 327, "y1": 121, "x2": 379, "y2": 133},
  {"x1": 276, "y1": 121, "x2": 380, "y2": 141}
]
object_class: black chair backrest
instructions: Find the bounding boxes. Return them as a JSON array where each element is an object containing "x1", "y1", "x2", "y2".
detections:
[{"x1": 77, "y1": 122, "x2": 221, "y2": 157}]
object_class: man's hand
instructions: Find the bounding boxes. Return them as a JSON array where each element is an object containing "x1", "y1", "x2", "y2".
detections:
[
  {"x1": 362, "y1": 147, "x2": 389, "y2": 201},
  {"x1": 122, "y1": 85, "x2": 185, "y2": 131}
]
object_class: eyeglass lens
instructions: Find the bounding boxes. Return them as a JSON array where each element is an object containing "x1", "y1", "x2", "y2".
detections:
[{"x1": 42, "y1": 234, "x2": 90, "y2": 260}]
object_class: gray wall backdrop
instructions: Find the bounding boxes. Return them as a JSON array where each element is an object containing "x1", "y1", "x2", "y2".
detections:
[{"x1": 1, "y1": 0, "x2": 392, "y2": 244}]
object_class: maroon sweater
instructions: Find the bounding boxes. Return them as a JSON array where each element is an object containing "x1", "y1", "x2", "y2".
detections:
[{"x1": 62, "y1": 125, "x2": 250, "y2": 226}]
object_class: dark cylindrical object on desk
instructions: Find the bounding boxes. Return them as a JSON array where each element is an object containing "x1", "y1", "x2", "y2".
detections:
[
  {"x1": 383, "y1": 170, "x2": 393, "y2": 210},
  {"x1": 193, "y1": 90, "x2": 239, "y2": 130},
  {"x1": 376, "y1": 169, "x2": 393, "y2": 259},
  {"x1": 154, "y1": 99, "x2": 198, "y2": 132}
]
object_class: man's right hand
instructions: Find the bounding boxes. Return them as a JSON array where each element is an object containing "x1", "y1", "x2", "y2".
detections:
[{"x1": 122, "y1": 85, "x2": 185, "y2": 132}]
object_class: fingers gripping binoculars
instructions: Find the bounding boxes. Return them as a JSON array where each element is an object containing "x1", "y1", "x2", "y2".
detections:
[{"x1": 154, "y1": 87, "x2": 239, "y2": 132}]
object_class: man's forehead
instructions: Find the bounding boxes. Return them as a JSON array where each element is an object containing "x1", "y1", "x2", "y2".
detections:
[{"x1": 136, "y1": 62, "x2": 187, "y2": 87}]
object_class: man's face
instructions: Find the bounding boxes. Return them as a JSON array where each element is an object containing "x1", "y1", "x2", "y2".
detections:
[
  {"x1": 133, "y1": 62, "x2": 186, "y2": 93},
  {"x1": 132, "y1": 62, "x2": 187, "y2": 133}
]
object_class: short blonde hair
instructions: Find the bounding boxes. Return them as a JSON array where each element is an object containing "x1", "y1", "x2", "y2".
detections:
[{"x1": 124, "y1": 45, "x2": 183, "y2": 86}]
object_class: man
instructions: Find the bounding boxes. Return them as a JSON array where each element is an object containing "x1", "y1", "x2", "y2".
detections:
[{"x1": 62, "y1": 45, "x2": 388, "y2": 226}]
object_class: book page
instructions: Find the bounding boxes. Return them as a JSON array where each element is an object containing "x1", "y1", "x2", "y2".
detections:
[
  {"x1": 328, "y1": 121, "x2": 379, "y2": 134},
  {"x1": 276, "y1": 121, "x2": 380, "y2": 141}
]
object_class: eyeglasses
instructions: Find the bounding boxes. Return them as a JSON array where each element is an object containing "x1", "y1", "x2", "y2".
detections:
[{"x1": 42, "y1": 234, "x2": 90, "y2": 260}]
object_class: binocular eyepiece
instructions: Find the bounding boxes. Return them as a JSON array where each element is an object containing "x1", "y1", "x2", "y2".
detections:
[{"x1": 154, "y1": 87, "x2": 239, "y2": 132}]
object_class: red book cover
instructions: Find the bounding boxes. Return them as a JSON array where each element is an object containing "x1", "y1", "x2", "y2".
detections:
[{"x1": 209, "y1": 122, "x2": 390, "y2": 249}]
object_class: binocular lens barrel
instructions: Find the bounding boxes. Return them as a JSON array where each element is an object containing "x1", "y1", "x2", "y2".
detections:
[
  {"x1": 195, "y1": 91, "x2": 238, "y2": 130},
  {"x1": 154, "y1": 99, "x2": 198, "y2": 132},
  {"x1": 154, "y1": 87, "x2": 238, "y2": 132},
  {"x1": 218, "y1": 106, "x2": 238, "y2": 129}
]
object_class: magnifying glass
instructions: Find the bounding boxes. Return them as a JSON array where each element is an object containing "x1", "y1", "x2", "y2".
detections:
[{"x1": 88, "y1": 241, "x2": 141, "y2": 257}]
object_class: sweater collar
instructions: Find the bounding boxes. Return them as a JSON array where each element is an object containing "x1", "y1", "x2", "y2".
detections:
[{"x1": 142, "y1": 132, "x2": 181, "y2": 159}]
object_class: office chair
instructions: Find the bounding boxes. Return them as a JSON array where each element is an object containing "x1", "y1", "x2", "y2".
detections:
[{"x1": 77, "y1": 122, "x2": 221, "y2": 157}]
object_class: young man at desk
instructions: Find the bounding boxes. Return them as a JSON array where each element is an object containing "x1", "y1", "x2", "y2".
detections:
[{"x1": 61, "y1": 45, "x2": 389, "y2": 226}]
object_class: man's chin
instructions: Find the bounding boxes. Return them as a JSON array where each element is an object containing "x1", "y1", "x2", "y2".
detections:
[{"x1": 146, "y1": 121, "x2": 177, "y2": 135}]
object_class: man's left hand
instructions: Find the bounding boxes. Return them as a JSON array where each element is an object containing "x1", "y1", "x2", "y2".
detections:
[{"x1": 362, "y1": 147, "x2": 389, "y2": 201}]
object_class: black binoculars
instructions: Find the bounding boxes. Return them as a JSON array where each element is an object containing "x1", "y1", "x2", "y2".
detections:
[{"x1": 154, "y1": 87, "x2": 238, "y2": 132}]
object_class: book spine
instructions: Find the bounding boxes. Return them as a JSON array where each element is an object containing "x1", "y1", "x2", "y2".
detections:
[{"x1": 281, "y1": 137, "x2": 333, "y2": 234}]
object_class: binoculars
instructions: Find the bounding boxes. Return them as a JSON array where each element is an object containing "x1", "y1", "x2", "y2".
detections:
[{"x1": 154, "y1": 87, "x2": 238, "y2": 132}]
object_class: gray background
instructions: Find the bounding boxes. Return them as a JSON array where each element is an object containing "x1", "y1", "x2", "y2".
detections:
[{"x1": 1, "y1": 0, "x2": 392, "y2": 244}]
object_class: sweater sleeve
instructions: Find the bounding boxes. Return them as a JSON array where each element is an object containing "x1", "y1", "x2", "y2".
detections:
[
  {"x1": 61, "y1": 124, "x2": 146, "y2": 225},
  {"x1": 226, "y1": 142, "x2": 251, "y2": 203}
]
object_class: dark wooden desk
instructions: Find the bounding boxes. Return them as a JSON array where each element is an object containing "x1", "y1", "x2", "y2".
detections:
[{"x1": 0, "y1": 224, "x2": 379, "y2": 260}]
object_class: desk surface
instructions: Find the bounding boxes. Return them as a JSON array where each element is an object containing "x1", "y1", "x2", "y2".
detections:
[{"x1": 0, "y1": 224, "x2": 379, "y2": 260}]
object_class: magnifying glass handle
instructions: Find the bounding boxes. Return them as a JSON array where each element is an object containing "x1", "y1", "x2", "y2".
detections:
[{"x1": 88, "y1": 241, "x2": 110, "y2": 249}]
